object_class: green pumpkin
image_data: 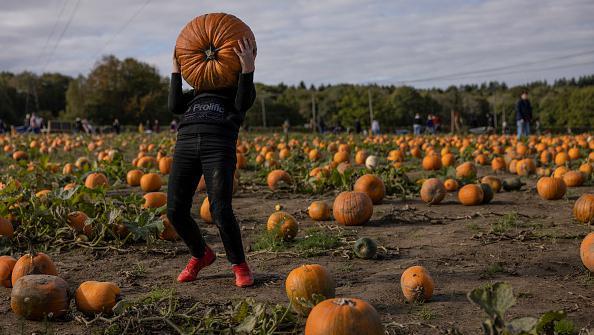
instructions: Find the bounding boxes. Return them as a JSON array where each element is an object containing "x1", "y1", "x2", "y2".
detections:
[
  {"x1": 479, "y1": 183, "x2": 494, "y2": 204},
  {"x1": 354, "y1": 237, "x2": 377, "y2": 259},
  {"x1": 502, "y1": 177, "x2": 523, "y2": 191}
]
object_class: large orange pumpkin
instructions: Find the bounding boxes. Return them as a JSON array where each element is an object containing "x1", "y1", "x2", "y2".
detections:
[
  {"x1": 126, "y1": 169, "x2": 144, "y2": 186},
  {"x1": 143, "y1": 192, "x2": 167, "y2": 209},
  {"x1": 308, "y1": 201, "x2": 331, "y2": 221},
  {"x1": 11, "y1": 274, "x2": 69, "y2": 320},
  {"x1": 12, "y1": 253, "x2": 58, "y2": 287},
  {"x1": 304, "y1": 298, "x2": 384, "y2": 335},
  {"x1": 562, "y1": 171, "x2": 584, "y2": 187},
  {"x1": 140, "y1": 173, "x2": 162, "y2": 192},
  {"x1": 175, "y1": 13, "x2": 255, "y2": 91},
  {"x1": 422, "y1": 155, "x2": 442, "y2": 171},
  {"x1": 536, "y1": 177, "x2": 566, "y2": 200},
  {"x1": 353, "y1": 174, "x2": 385, "y2": 204},
  {"x1": 75, "y1": 281, "x2": 121, "y2": 315},
  {"x1": 573, "y1": 194, "x2": 594, "y2": 224},
  {"x1": 400, "y1": 265, "x2": 434, "y2": 303},
  {"x1": 420, "y1": 178, "x2": 446, "y2": 205},
  {"x1": 580, "y1": 232, "x2": 594, "y2": 272},
  {"x1": 285, "y1": 264, "x2": 335, "y2": 315},
  {"x1": 458, "y1": 184, "x2": 484, "y2": 206},
  {"x1": 332, "y1": 191, "x2": 373, "y2": 226},
  {"x1": 267, "y1": 211, "x2": 298, "y2": 240},
  {"x1": 455, "y1": 162, "x2": 477, "y2": 179},
  {"x1": 84, "y1": 172, "x2": 108, "y2": 189}
]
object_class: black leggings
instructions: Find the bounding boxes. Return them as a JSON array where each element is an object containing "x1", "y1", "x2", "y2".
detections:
[{"x1": 166, "y1": 131, "x2": 245, "y2": 264}]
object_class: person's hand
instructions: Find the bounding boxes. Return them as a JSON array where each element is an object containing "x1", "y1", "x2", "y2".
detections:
[
  {"x1": 234, "y1": 38, "x2": 257, "y2": 73},
  {"x1": 172, "y1": 47, "x2": 180, "y2": 73}
]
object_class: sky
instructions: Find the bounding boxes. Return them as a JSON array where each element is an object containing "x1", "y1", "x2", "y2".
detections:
[{"x1": 1, "y1": 0, "x2": 594, "y2": 88}]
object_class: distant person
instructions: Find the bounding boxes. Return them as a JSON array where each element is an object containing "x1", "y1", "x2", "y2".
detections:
[
  {"x1": 75, "y1": 117, "x2": 84, "y2": 133},
  {"x1": 354, "y1": 119, "x2": 362, "y2": 134},
  {"x1": 413, "y1": 113, "x2": 422, "y2": 135},
  {"x1": 0, "y1": 119, "x2": 7, "y2": 134},
  {"x1": 170, "y1": 119, "x2": 178, "y2": 132},
  {"x1": 145, "y1": 120, "x2": 151, "y2": 133},
  {"x1": 425, "y1": 115, "x2": 434, "y2": 134},
  {"x1": 153, "y1": 119, "x2": 160, "y2": 133},
  {"x1": 138, "y1": 122, "x2": 144, "y2": 133},
  {"x1": 319, "y1": 118, "x2": 326, "y2": 133},
  {"x1": 282, "y1": 119, "x2": 290, "y2": 141},
  {"x1": 515, "y1": 90, "x2": 532, "y2": 139},
  {"x1": 112, "y1": 118, "x2": 121, "y2": 134},
  {"x1": 432, "y1": 115, "x2": 441, "y2": 133},
  {"x1": 30, "y1": 113, "x2": 42, "y2": 134},
  {"x1": 502, "y1": 120, "x2": 508, "y2": 135},
  {"x1": 371, "y1": 119, "x2": 380, "y2": 135}
]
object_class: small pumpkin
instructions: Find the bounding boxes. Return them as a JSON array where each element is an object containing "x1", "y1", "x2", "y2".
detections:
[
  {"x1": 365, "y1": 155, "x2": 379, "y2": 170},
  {"x1": 0, "y1": 256, "x2": 17, "y2": 288},
  {"x1": 140, "y1": 173, "x2": 162, "y2": 192},
  {"x1": 200, "y1": 197, "x2": 212, "y2": 223},
  {"x1": 536, "y1": 177, "x2": 566, "y2": 200},
  {"x1": 0, "y1": 217, "x2": 14, "y2": 238},
  {"x1": 353, "y1": 174, "x2": 385, "y2": 204},
  {"x1": 481, "y1": 176, "x2": 502, "y2": 193},
  {"x1": 491, "y1": 157, "x2": 506, "y2": 172},
  {"x1": 444, "y1": 178, "x2": 459, "y2": 192},
  {"x1": 400, "y1": 265, "x2": 434, "y2": 303},
  {"x1": 159, "y1": 215, "x2": 178, "y2": 240},
  {"x1": 332, "y1": 191, "x2": 373, "y2": 226},
  {"x1": 420, "y1": 178, "x2": 446, "y2": 205},
  {"x1": 304, "y1": 298, "x2": 384, "y2": 335},
  {"x1": 562, "y1": 171, "x2": 584, "y2": 187},
  {"x1": 267, "y1": 170, "x2": 292, "y2": 190},
  {"x1": 143, "y1": 192, "x2": 167, "y2": 209},
  {"x1": 267, "y1": 211, "x2": 298, "y2": 240},
  {"x1": 126, "y1": 169, "x2": 144, "y2": 186},
  {"x1": 458, "y1": 184, "x2": 484, "y2": 206},
  {"x1": 158, "y1": 156, "x2": 173, "y2": 175},
  {"x1": 353, "y1": 237, "x2": 377, "y2": 259},
  {"x1": 11, "y1": 275, "x2": 69, "y2": 321},
  {"x1": 85, "y1": 172, "x2": 108, "y2": 189},
  {"x1": 573, "y1": 194, "x2": 594, "y2": 224},
  {"x1": 75, "y1": 281, "x2": 121, "y2": 315},
  {"x1": 66, "y1": 211, "x2": 93, "y2": 236},
  {"x1": 285, "y1": 264, "x2": 336, "y2": 315},
  {"x1": 422, "y1": 155, "x2": 442, "y2": 171},
  {"x1": 12, "y1": 253, "x2": 58, "y2": 286},
  {"x1": 455, "y1": 162, "x2": 477, "y2": 179},
  {"x1": 308, "y1": 201, "x2": 331, "y2": 221},
  {"x1": 580, "y1": 232, "x2": 594, "y2": 272}
]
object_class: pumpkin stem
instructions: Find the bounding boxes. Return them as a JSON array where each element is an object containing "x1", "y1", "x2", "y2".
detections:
[
  {"x1": 333, "y1": 298, "x2": 356, "y2": 307},
  {"x1": 204, "y1": 45, "x2": 217, "y2": 61}
]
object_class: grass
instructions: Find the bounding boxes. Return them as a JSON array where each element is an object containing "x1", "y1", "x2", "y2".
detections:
[
  {"x1": 481, "y1": 262, "x2": 505, "y2": 278},
  {"x1": 252, "y1": 226, "x2": 342, "y2": 257},
  {"x1": 490, "y1": 212, "x2": 520, "y2": 234},
  {"x1": 414, "y1": 305, "x2": 436, "y2": 320}
]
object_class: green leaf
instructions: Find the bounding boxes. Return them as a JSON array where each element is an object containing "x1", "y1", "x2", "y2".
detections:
[
  {"x1": 505, "y1": 317, "x2": 537, "y2": 335},
  {"x1": 535, "y1": 310, "x2": 566, "y2": 333},
  {"x1": 468, "y1": 282, "x2": 516, "y2": 320}
]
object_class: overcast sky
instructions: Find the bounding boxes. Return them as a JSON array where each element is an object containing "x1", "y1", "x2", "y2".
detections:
[{"x1": 1, "y1": 0, "x2": 594, "y2": 88}]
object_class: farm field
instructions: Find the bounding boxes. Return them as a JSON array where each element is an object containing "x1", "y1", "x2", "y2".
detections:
[{"x1": 0, "y1": 131, "x2": 593, "y2": 334}]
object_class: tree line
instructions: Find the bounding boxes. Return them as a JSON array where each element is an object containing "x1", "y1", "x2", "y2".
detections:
[{"x1": 1, "y1": 55, "x2": 593, "y2": 131}]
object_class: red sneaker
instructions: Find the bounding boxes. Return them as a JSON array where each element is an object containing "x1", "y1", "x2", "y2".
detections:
[
  {"x1": 177, "y1": 246, "x2": 216, "y2": 283},
  {"x1": 232, "y1": 262, "x2": 254, "y2": 287}
]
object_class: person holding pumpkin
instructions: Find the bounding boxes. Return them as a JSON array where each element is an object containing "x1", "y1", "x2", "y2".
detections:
[{"x1": 167, "y1": 32, "x2": 257, "y2": 287}]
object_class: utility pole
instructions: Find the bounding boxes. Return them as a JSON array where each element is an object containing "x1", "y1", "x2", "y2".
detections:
[
  {"x1": 261, "y1": 96, "x2": 267, "y2": 128},
  {"x1": 311, "y1": 93, "x2": 316, "y2": 134}
]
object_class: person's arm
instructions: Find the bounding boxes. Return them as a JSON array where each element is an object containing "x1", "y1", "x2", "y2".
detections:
[
  {"x1": 168, "y1": 48, "x2": 192, "y2": 115},
  {"x1": 515, "y1": 100, "x2": 522, "y2": 120},
  {"x1": 233, "y1": 38, "x2": 257, "y2": 114},
  {"x1": 527, "y1": 101, "x2": 533, "y2": 121}
]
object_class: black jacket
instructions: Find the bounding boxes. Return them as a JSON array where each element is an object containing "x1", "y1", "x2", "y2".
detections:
[
  {"x1": 168, "y1": 72, "x2": 256, "y2": 139},
  {"x1": 515, "y1": 99, "x2": 532, "y2": 122}
]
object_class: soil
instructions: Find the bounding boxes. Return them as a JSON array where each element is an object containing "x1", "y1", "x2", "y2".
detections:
[{"x1": 1, "y1": 167, "x2": 593, "y2": 334}]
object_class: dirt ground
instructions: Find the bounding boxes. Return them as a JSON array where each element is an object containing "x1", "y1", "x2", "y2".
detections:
[{"x1": 1, "y1": 167, "x2": 593, "y2": 334}]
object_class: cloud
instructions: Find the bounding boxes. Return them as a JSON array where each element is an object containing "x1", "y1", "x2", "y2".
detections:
[{"x1": 0, "y1": 0, "x2": 593, "y2": 88}]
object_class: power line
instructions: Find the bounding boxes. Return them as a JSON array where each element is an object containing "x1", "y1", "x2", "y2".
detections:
[
  {"x1": 92, "y1": 0, "x2": 152, "y2": 60},
  {"x1": 397, "y1": 48, "x2": 594, "y2": 84},
  {"x1": 37, "y1": 0, "x2": 69, "y2": 65},
  {"x1": 42, "y1": 0, "x2": 81, "y2": 73}
]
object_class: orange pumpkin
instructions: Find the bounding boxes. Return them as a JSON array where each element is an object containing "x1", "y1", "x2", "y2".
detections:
[
  {"x1": 458, "y1": 184, "x2": 484, "y2": 206},
  {"x1": 422, "y1": 155, "x2": 442, "y2": 171},
  {"x1": 126, "y1": 169, "x2": 144, "y2": 186},
  {"x1": 400, "y1": 265, "x2": 434, "y2": 303},
  {"x1": 308, "y1": 201, "x2": 331, "y2": 221},
  {"x1": 140, "y1": 173, "x2": 162, "y2": 192},
  {"x1": 353, "y1": 174, "x2": 385, "y2": 204},
  {"x1": 304, "y1": 298, "x2": 384, "y2": 335},
  {"x1": 12, "y1": 253, "x2": 58, "y2": 287},
  {"x1": 75, "y1": 281, "x2": 121, "y2": 315},
  {"x1": 200, "y1": 197, "x2": 212, "y2": 223},
  {"x1": 84, "y1": 172, "x2": 108, "y2": 189},
  {"x1": 143, "y1": 192, "x2": 167, "y2": 209},
  {"x1": 441, "y1": 153, "x2": 455, "y2": 167},
  {"x1": 0, "y1": 256, "x2": 17, "y2": 288},
  {"x1": 455, "y1": 162, "x2": 477, "y2": 179},
  {"x1": 420, "y1": 178, "x2": 446, "y2": 205},
  {"x1": 333, "y1": 151, "x2": 350, "y2": 164},
  {"x1": 11, "y1": 274, "x2": 69, "y2": 320},
  {"x1": 332, "y1": 191, "x2": 373, "y2": 226},
  {"x1": 285, "y1": 264, "x2": 335, "y2": 315},
  {"x1": 444, "y1": 178, "x2": 459, "y2": 192},
  {"x1": 580, "y1": 232, "x2": 594, "y2": 272},
  {"x1": 267, "y1": 170, "x2": 292, "y2": 190},
  {"x1": 573, "y1": 194, "x2": 594, "y2": 224},
  {"x1": 481, "y1": 176, "x2": 502, "y2": 193},
  {"x1": 66, "y1": 211, "x2": 93, "y2": 236},
  {"x1": 267, "y1": 211, "x2": 298, "y2": 240},
  {"x1": 536, "y1": 177, "x2": 566, "y2": 200},
  {"x1": 176, "y1": 13, "x2": 255, "y2": 91},
  {"x1": 158, "y1": 156, "x2": 173, "y2": 175},
  {"x1": 562, "y1": 171, "x2": 584, "y2": 187},
  {"x1": 159, "y1": 215, "x2": 178, "y2": 240},
  {"x1": 0, "y1": 217, "x2": 14, "y2": 238}
]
